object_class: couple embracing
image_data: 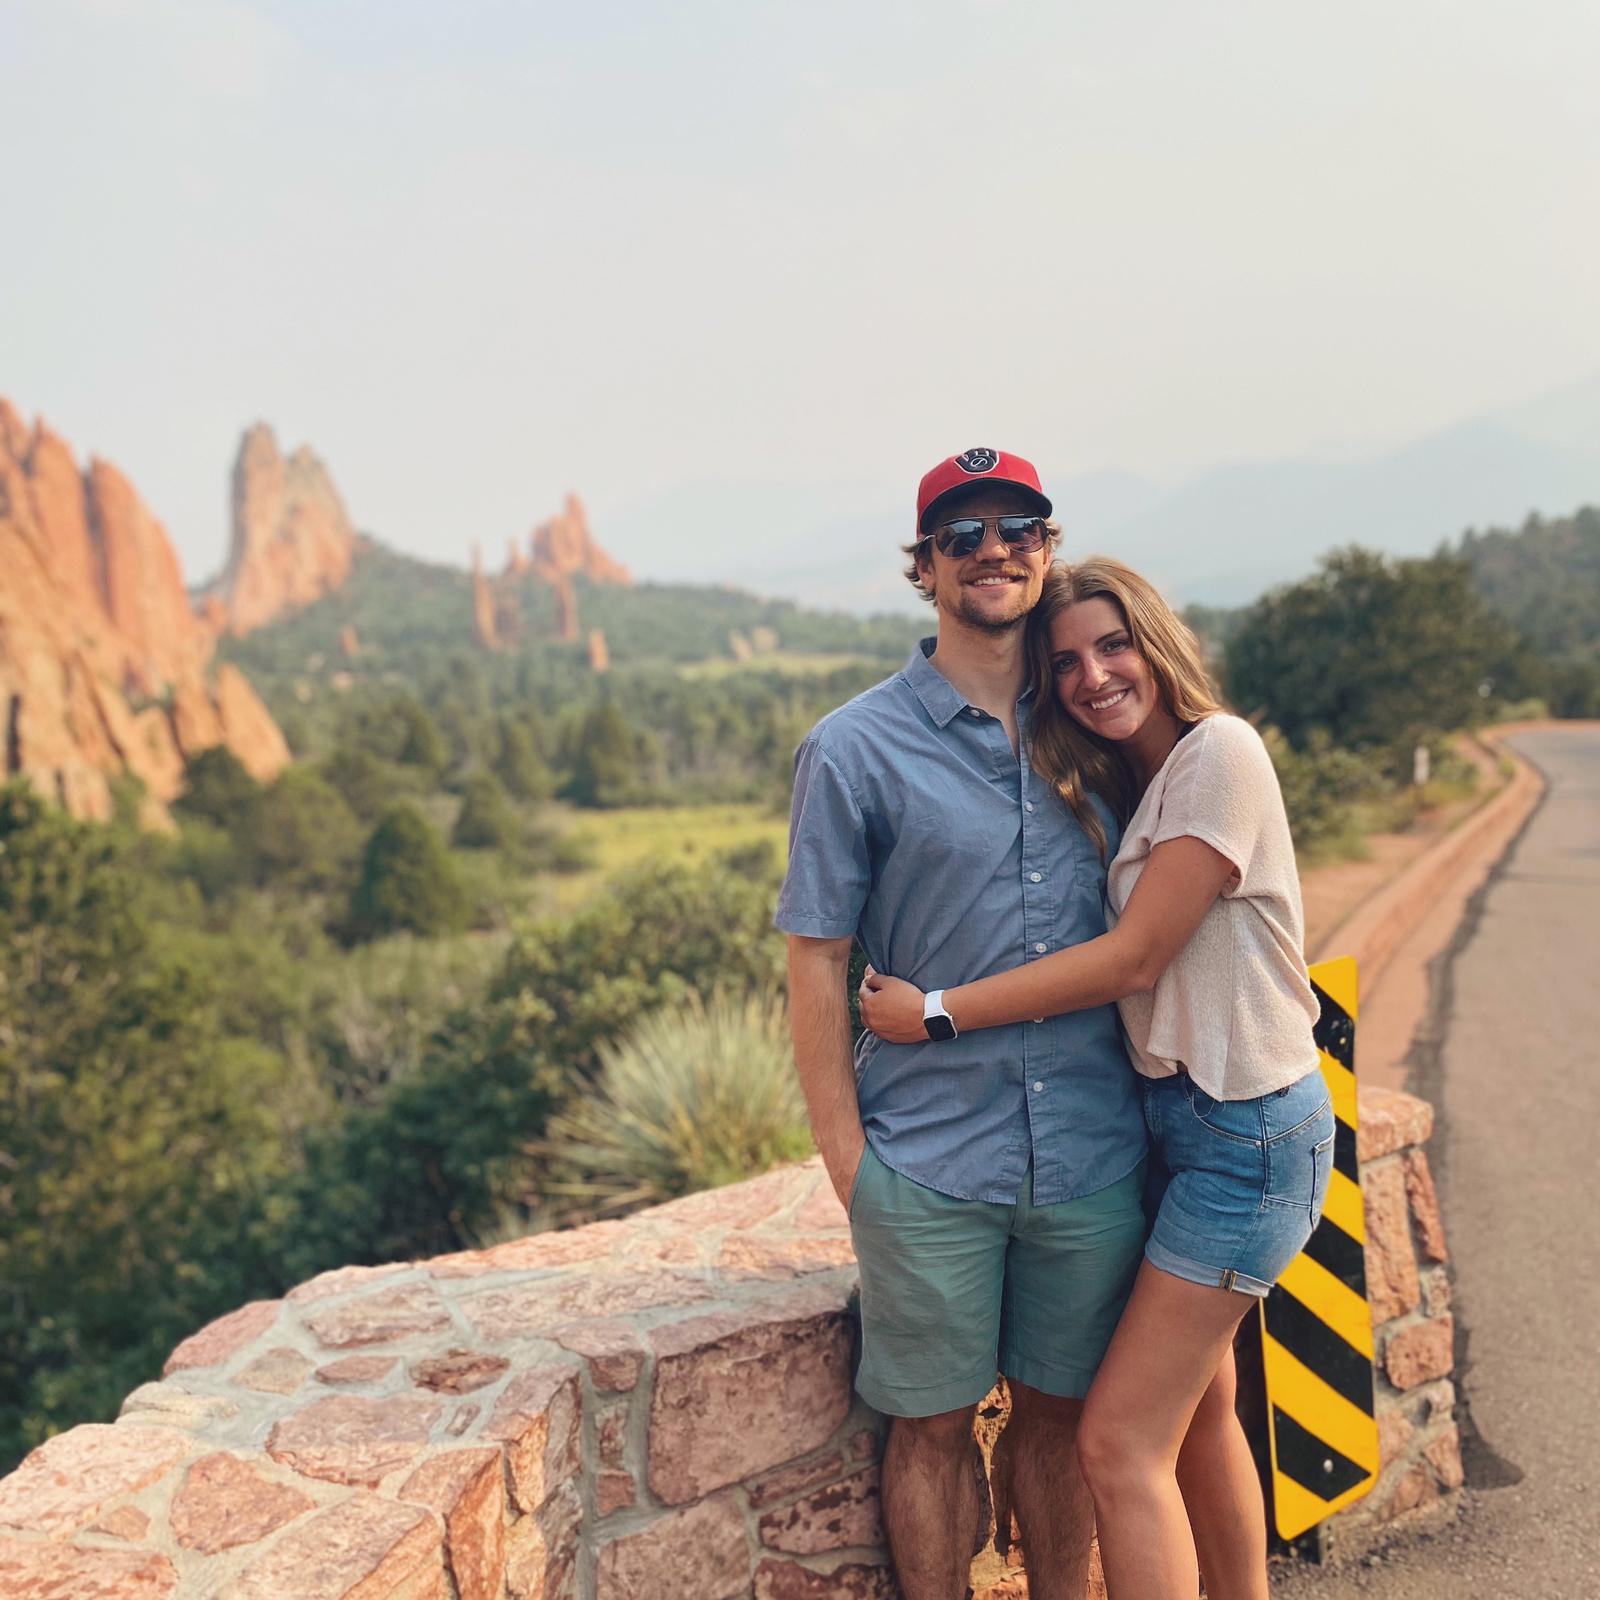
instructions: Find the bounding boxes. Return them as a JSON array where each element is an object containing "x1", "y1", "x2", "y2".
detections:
[{"x1": 776, "y1": 449, "x2": 1334, "y2": 1600}]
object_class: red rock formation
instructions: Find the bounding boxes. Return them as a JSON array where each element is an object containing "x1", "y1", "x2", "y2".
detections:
[
  {"x1": 587, "y1": 629, "x2": 610, "y2": 674},
  {"x1": 209, "y1": 423, "x2": 355, "y2": 636},
  {"x1": 531, "y1": 493, "x2": 630, "y2": 588},
  {"x1": 0, "y1": 400, "x2": 290, "y2": 824},
  {"x1": 471, "y1": 544, "x2": 501, "y2": 651}
]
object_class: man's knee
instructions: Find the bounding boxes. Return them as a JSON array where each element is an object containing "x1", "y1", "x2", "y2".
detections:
[{"x1": 890, "y1": 1405, "x2": 978, "y2": 1456}]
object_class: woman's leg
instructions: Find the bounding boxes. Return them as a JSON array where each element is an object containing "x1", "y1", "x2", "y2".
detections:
[
  {"x1": 1075, "y1": 1260, "x2": 1254, "y2": 1600},
  {"x1": 1176, "y1": 1346, "x2": 1269, "y2": 1600}
]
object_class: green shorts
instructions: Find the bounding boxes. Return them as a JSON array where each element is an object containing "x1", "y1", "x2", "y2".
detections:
[{"x1": 848, "y1": 1144, "x2": 1147, "y2": 1417}]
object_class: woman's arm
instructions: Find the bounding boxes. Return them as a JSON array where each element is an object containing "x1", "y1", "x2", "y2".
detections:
[{"x1": 858, "y1": 834, "x2": 1237, "y2": 1042}]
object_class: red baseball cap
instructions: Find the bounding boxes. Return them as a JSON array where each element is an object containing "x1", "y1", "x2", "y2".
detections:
[{"x1": 915, "y1": 448, "x2": 1052, "y2": 537}]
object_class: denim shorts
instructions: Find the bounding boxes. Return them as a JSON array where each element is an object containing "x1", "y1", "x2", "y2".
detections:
[
  {"x1": 847, "y1": 1146, "x2": 1147, "y2": 1416},
  {"x1": 1141, "y1": 1070, "x2": 1334, "y2": 1298}
]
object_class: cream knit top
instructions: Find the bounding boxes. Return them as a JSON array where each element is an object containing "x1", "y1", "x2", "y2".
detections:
[{"x1": 1106, "y1": 714, "x2": 1320, "y2": 1100}]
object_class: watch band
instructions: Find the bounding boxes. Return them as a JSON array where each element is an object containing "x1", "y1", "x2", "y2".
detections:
[{"x1": 923, "y1": 988, "x2": 958, "y2": 1041}]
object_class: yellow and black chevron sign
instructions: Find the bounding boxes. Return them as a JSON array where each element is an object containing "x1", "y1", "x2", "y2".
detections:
[{"x1": 1259, "y1": 956, "x2": 1379, "y2": 1540}]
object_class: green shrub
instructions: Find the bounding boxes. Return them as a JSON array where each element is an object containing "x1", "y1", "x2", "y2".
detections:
[
  {"x1": 346, "y1": 804, "x2": 468, "y2": 942},
  {"x1": 452, "y1": 772, "x2": 518, "y2": 850},
  {"x1": 540, "y1": 989, "x2": 811, "y2": 1216}
]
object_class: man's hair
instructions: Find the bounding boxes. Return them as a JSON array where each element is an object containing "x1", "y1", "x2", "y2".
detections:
[
  {"x1": 901, "y1": 515, "x2": 1062, "y2": 604},
  {"x1": 1025, "y1": 557, "x2": 1223, "y2": 857}
]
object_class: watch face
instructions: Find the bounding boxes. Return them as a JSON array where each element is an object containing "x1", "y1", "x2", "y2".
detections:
[{"x1": 924, "y1": 1014, "x2": 957, "y2": 1042}]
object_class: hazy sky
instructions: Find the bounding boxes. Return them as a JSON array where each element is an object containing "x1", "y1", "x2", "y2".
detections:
[{"x1": 3, "y1": 0, "x2": 1597, "y2": 585}]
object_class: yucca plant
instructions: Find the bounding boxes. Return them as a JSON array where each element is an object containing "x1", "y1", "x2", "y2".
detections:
[{"x1": 536, "y1": 988, "x2": 813, "y2": 1217}]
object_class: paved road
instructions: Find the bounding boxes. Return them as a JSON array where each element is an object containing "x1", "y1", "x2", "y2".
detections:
[{"x1": 1274, "y1": 725, "x2": 1600, "y2": 1597}]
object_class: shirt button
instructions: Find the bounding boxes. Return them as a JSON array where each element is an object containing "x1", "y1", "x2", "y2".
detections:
[
  {"x1": 1035, "y1": 942, "x2": 1047, "y2": 953},
  {"x1": 1029, "y1": 871, "x2": 1042, "y2": 883},
  {"x1": 1032, "y1": 1080, "x2": 1044, "y2": 1092},
  {"x1": 1025, "y1": 801, "x2": 1035, "y2": 812},
  {"x1": 1033, "y1": 1018, "x2": 1045, "y2": 1024},
  {"x1": 969, "y1": 708, "x2": 982, "y2": 718}
]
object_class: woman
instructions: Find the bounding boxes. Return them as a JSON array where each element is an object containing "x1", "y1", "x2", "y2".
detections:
[{"x1": 859, "y1": 557, "x2": 1333, "y2": 1600}]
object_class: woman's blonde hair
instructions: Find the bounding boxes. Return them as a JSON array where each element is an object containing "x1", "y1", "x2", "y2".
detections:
[{"x1": 1026, "y1": 557, "x2": 1222, "y2": 857}]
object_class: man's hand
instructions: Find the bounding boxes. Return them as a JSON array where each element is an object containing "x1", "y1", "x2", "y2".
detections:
[{"x1": 858, "y1": 965, "x2": 928, "y2": 1044}]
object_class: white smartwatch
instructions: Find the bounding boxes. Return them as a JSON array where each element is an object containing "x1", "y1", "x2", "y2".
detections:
[{"x1": 923, "y1": 989, "x2": 958, "y2": 1042}]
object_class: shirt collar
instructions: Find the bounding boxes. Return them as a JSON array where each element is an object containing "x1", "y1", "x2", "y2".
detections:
[{"x1": 904, "y1": 635, "x2": 1036, "y2": 728}]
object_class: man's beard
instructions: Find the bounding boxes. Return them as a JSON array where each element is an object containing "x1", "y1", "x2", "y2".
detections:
[{"x1": 953, "y1": 585, "x2": 1033, "y2": 632}]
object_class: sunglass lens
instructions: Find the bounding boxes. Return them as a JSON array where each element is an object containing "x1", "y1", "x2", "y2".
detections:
[
  {"x1": 936, "y1": 519, "x2": 986, "y2": 557},
  {"x1": 997, "y1": 517, "x2": 1046, "y2": 551}
]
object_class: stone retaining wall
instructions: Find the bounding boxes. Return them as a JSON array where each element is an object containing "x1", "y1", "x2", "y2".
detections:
[{"x1": 0, "y1": 1088, "x2": 1459, "y2": 1598}]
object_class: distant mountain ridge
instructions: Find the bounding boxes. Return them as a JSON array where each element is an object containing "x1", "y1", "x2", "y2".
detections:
[{"x1": 608, "y1": 371, "x2": 1600, "y2": 614}]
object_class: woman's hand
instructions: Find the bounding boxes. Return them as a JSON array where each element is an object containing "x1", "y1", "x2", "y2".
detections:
[{"x1": 858, "y1": 966, "x2": 929, "y2": 1044}]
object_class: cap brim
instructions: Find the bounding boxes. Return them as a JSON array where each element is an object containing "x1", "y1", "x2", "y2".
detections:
[{"x1": 918, "y1": 481, "x2": 1053, "y2": 537}]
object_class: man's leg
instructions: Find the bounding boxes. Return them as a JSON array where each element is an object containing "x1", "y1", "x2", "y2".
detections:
[
  {"x1": 997, "y1": 1163, "x2": 1147, "y2": 1599},
  {"x1": 850, "y1": 1145, "x2": 1009, "y2": 1600},
  {"x1": 880, "y1": 1405, "x2": 985, "y2": 1600},
  {"x1": 996, "y1": 1382, "x2": 1093, "y2": 1600}
]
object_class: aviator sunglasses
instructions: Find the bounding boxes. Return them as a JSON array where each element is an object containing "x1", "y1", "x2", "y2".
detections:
[{"x1": 929, "y1": 514, "x2": 1048, "y2": 559}]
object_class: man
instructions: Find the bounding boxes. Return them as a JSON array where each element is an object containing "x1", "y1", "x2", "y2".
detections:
[{"x1": 776, "y1": 449, "x2": 1148, "y2": 1600}]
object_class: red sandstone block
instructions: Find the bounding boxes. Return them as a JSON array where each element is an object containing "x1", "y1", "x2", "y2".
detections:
[
  {"x1": 400, "y1": 1448, "x2": 505, "y2": 1600},
  {"x1": 718, "y1": 1232, "x2": 859, "y2": 1281},
  {"x1": 302, "y1": 1283, "x2": 453, "y2": 1350},
  {"x1": 464, "y1": 1268, "x2": 714, "y2": 1342},
  {"x1": 553, "y1": 1319, "x2": 648, "y2": 1391},
  {"x1": 1424, "y1": 1424, "x2": 1465, "y2": 1490},
  {"x1": 647, "y1": 1283, "x2": 856, "y2": 1504},
  {"x1": 597, "y1": 1408, "x2": 628, "y2": 1470},
  {"x1": 1381, "y1": 1463, "x2": 1440, "y2": 1520},
  {"x1": 647, "y1": 1165, "x2": 812, "y2": 1231},
  {"x1": 505, "y1": 1481, "x2": 582, "y2": 1600},
  {"x1": 0, "y1": 1534, "x2": 178, "y2": 1599},
  {"x1": 1385, "y1": 1315, "x2": 1455, "y2": 1391},
  {"x1": 409, "y1": 1349, "x2": 510, "y2": 1395},
  {"x1": 794, "y1": 1171, "x2": 850, "y2": 1232},
  {"x1": 1356, "y1": 1088, "x2": 1434, "y2": 1163},
  {"x1": 427, "y1": 1222, "x2": 626, "y2": 1280},
  {"x1": 235, "y1": 1346, "x2": 314, "y2": 1395},
  {"x1": 286, "y1": 1263, "x2": 409, "y2": 1306},
  {"x1": 748, "y1": 1450, "x2": 845, "y2": 1508},
  {"x1": 596, "y1": 1470, "x2": 636, "y2": 1515},
  {"x1": 0, "y1": 1424, "x2": 189, "y2": 1537},
  {"x1": 170, "y1": 1452, "x2": 314, "y2": 1554},
  {"x1": 317, "y1": 1356, "x2": 401, "y2": 1387},
  {"x1": 1376, "y1": 1410, "x2": 1415, "y2": 1468},
  {"x1": 90, "y1": 1506, "x2": 152, "y2": 1542},
  {"x1": 223, "y1": 1493, "x2": 442, "y2": 1599},
  {"x1": 753, "y1": 1556, "x2": 898, "y2": 1599},
  {"x1": 445, "y1": 1404, "x2": 480, "y2": 1438},
  {"x1": 163, "y1": 1299, "x2": 281, "y2": 1374},
  {"x1": 1362, "y1": 1159, "x2": 1422, "y2": 1325},
  {"x1": 759, "y1": 1466, "x2": 883, "y2": 1554},
  {"x1": 1404, "y1": 1150, "x2": 1450, "y2": 1262},
  {"x1": 482, "y1": 1364, "x2": 582, "y2": 1514},
  {"x1": 596, "y1": 1494, "x2": 749, "y2": 1600},
  {"x1": 266, "y1": 1394, "x2": 443, "y2": 1489}
]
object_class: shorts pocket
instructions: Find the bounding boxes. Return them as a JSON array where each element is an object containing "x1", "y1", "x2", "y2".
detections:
[
  {"x1": 1183, "y1": 1081, "x2": 1265, "y2": 1146},
  {"x1": 847, "y1": 1145, "x2": 873, "y2": 1219}
]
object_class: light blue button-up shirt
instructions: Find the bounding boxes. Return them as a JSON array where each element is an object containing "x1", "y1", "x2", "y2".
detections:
[{"x1": 776, "y1": 639, "x2": 1147, "y2": 1205}]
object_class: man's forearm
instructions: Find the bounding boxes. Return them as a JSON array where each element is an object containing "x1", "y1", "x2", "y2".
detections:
[{"x1": 787, "y1": 936, "x2": 865, "y2": 1198}]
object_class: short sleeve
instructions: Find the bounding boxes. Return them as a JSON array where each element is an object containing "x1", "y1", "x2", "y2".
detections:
[
  {"x1": 1149, "y1": 718, "x2": 1279, "y2": 884},
  {"x1": 774, "y1": 737, "x2": 871, "y2": 939}
]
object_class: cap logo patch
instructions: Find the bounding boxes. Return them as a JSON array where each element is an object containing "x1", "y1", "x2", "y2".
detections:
[{"x1": 954, "y1": 448, "x2": 999, "y2": 475}]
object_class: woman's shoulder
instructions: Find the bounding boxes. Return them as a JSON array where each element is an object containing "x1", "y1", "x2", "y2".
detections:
[{"x1": 1172, "y1": 712, "x2": 1271, "y2": 773}]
